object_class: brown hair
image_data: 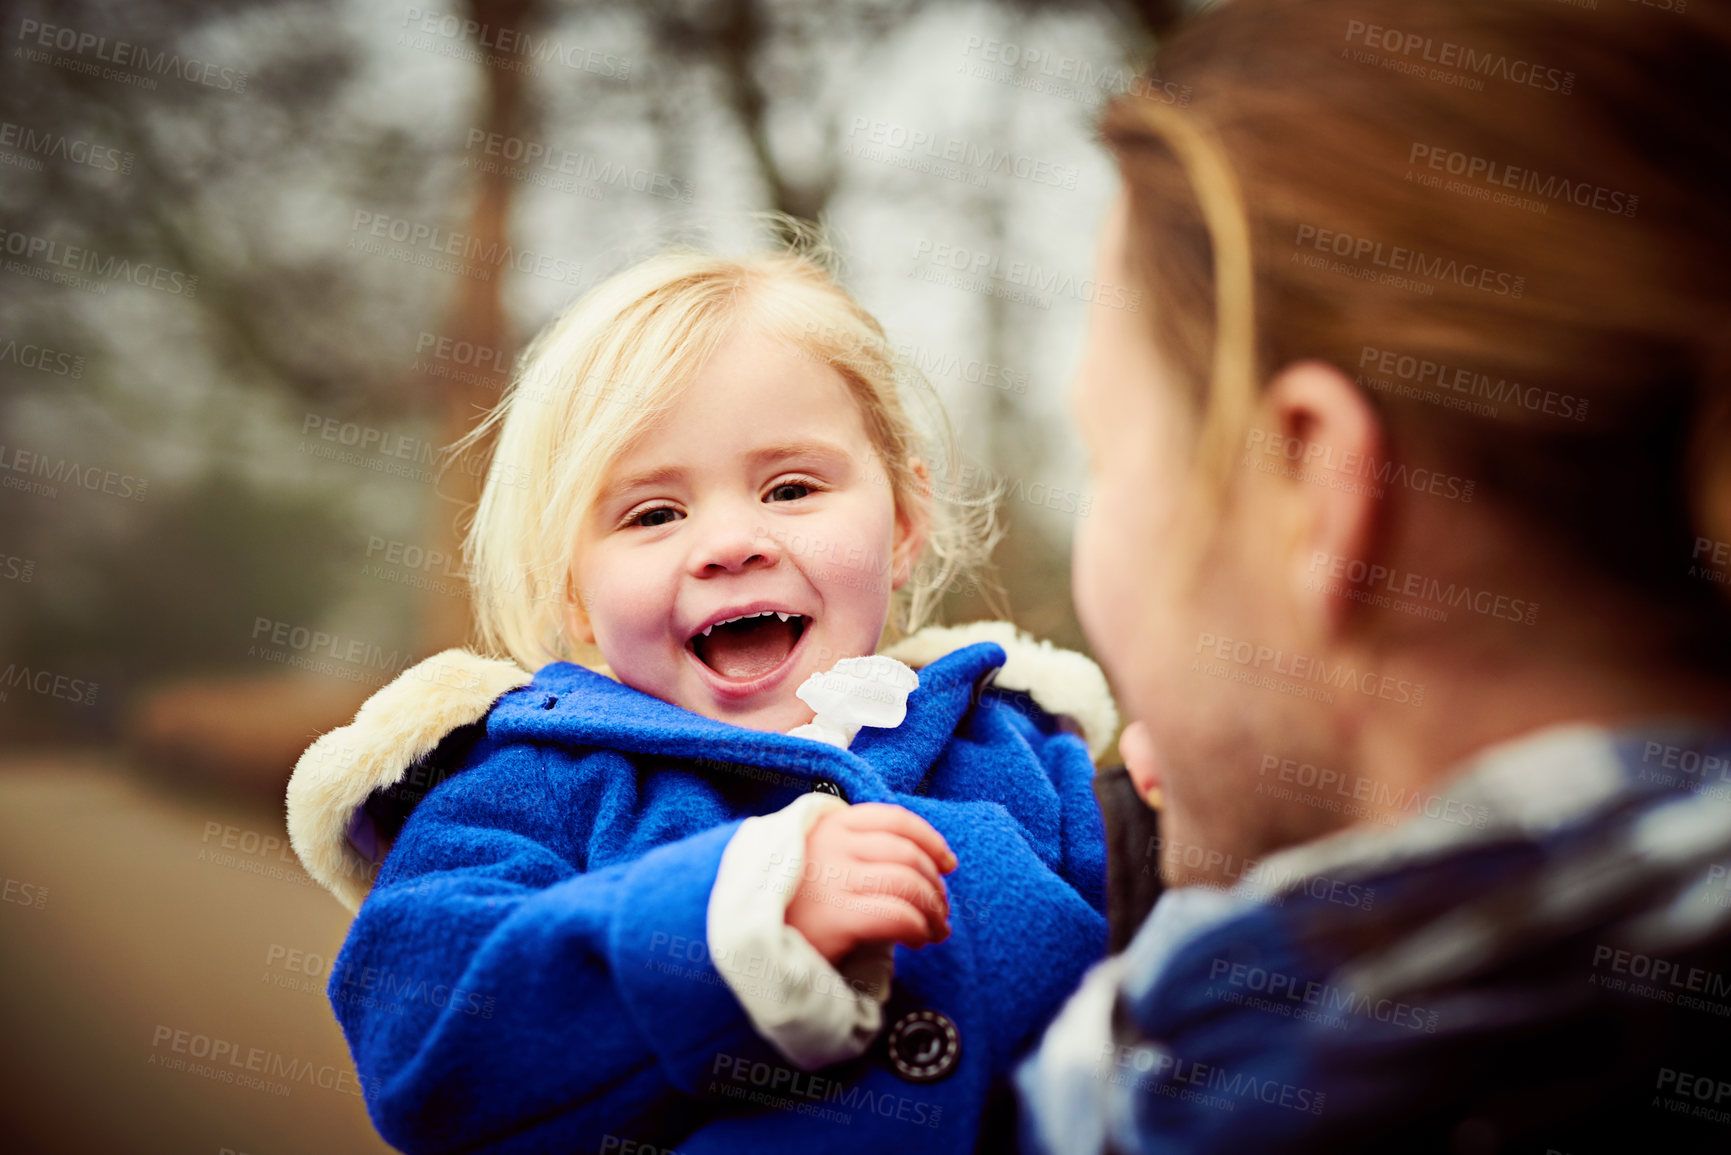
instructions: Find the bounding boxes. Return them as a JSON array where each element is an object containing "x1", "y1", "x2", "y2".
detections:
[{"x1": 1105, "y1": 0, "x2": 1731, "y2": 669}]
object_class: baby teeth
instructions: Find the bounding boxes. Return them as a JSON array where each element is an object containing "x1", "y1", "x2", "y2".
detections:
[{"x1": 699, "y1": 609, "x2": 796, "y2": 637}]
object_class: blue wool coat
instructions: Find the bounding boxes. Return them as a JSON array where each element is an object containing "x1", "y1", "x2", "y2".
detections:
[{"x1": 327, "y1": 639, "x2": 1109, "y2": 1154}]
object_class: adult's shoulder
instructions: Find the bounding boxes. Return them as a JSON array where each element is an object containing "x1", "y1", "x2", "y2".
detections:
[{"x1": 1112, "y1": 784, "x2": 1731, "y2": 1150}]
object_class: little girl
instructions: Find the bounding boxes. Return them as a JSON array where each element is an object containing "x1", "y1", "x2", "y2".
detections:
[{"x1": 287, "y1": 247, "x2": 1119, "y2": 1154}]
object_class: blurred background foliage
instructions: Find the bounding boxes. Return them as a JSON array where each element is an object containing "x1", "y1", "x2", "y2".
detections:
[
  {"x1": 0, "y1": 0, "x2": 1183, "y2": 778},
  {"x1": 0, "y1": 3, "x2": 1195, "y2": 1150}
]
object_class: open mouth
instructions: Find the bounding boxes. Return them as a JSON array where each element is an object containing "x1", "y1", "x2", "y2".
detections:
[{"x1": 688, "y1": 609, "x2": 811, "y2": 683}]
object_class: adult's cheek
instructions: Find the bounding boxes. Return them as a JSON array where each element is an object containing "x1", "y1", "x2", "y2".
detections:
[{"x1": 1070, "y1": 511, "x2": 1116, "y2": 668}]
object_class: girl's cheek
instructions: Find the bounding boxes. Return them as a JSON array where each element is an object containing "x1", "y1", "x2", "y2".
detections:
[
  {"x1": 620, "y1": 586, "x2": 673, "y2": 637},
  {"x1": 588, "y1": 569, "x2": 672, "y2": 643}
]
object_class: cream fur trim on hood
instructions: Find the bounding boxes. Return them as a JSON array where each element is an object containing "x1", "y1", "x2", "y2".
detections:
[
  {"x1": 286, "y1": 649, "x2": 532, "y2": 912},
  {"x1": 286, "y1": 622, "x2": 1119, "y2": 910}
]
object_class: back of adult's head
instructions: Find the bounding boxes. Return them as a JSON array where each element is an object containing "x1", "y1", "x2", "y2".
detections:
[{"x1": 1104, "y1": 0, "x2": 1731, "y2": 672}]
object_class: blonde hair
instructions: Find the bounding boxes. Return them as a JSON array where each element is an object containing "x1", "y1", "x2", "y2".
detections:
[{"x1": 456, "y1": 244, "x2": 1000, "y2": 672}]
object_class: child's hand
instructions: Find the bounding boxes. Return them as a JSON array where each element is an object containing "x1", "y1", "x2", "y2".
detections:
[{"x1": 786, "y1": 802, "x2": 958, "y2": 963}]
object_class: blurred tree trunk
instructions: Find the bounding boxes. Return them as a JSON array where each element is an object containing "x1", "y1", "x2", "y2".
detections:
[
  {"x1": 711, "y1": 0, "x2": 838, "y2": 235},
  {"x1": 419, "y1": 0, "x2": 540, "y2": 655},
  {"x1": 128, "y1": 0, "x2": 539, "y2": 797}
]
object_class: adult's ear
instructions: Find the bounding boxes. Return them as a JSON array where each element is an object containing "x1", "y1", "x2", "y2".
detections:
[
  {"x1": 1250, "y1": 360, "x2": 1385, "y2": 642},
  {"x1": 1119, "y1": 719, "x2": 1163, "y2": 808}
]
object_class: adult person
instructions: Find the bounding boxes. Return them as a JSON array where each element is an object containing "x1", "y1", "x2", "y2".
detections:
[{"x1": 1019, "y1": 0, "x2": 1731, "y2": 1151}]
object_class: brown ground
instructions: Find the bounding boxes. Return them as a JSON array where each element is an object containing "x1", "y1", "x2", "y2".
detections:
[{"x1": 0, "y1": 750, "x2": 396, "y2": 1155}]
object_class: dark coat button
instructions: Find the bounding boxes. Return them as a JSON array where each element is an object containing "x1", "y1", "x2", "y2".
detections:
[
  {"x1": 810, "y1": 778, "x2": 845, "y2": 799},
  {"x1": 886, "y1": 1009, "x2": 960, "y2": 1082},
  {"x1": 540, "y1": 695, "x2": 558, "y2": 709}
]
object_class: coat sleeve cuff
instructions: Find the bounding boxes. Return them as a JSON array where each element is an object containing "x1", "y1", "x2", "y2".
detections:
[{"x1": 707, "y1": 792, "x2": 894, "y2": 1070}]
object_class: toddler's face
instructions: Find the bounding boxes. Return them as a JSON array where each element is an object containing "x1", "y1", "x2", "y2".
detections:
[{"x1": 568, "y1": 327, "x2": 924, "y2": 733}]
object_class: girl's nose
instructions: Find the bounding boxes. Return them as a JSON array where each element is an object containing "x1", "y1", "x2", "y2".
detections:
[{"x1": 690, "y1": 508, "x2": 781, "y2": 576}]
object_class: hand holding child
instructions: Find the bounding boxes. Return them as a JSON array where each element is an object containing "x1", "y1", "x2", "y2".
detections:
[{"x1": 786, "y1": 802, "x2": 957, "y2": 963}]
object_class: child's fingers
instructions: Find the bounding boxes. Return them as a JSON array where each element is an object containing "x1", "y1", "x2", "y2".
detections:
[
  {"x1": 839, "y1": 803, "x2": 957, "y2": 872},
  {"x1": 847, "y1": 895, "x2": 944, "y2": 951},
  {"x1": 843, "y1": 831, "x2": 946, "y2": 894},
  {"x1": 849, "y1": 862, "x2": 949, "y2": 935}
]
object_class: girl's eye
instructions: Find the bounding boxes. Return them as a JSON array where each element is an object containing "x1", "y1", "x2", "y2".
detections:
[
  {"x1": 766, "y1": 479, "x2": 818, "y2": 503},
  {"x1": 628, "y1": 506, "x2": 682, "y2": 529}
]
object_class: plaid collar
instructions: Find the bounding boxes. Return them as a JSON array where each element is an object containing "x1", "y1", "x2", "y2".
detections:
[
  {"x1": 1247, "y1": 719, "x2": 1731, "y2": 897},
  {"x1": 1121, "y1": 718, "x2": 1731, "y2": 1005}
]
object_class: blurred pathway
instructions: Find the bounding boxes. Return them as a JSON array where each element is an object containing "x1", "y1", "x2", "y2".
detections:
[{"x1": 0, "y1": 751, "x2": 394, "y2": 1155}]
